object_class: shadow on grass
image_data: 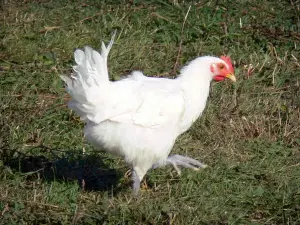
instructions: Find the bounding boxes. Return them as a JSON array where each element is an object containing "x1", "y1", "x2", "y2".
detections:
[{"x1": 2, "y1": 145, "x2": 123, "y2": 193}]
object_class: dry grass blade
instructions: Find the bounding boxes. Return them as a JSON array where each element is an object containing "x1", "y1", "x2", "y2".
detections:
[{"x1": 172, "y1": 5, "x2": 191, "y2": 75}]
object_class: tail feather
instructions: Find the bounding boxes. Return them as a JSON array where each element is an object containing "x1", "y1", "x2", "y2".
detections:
[{"x1": 61, "y1": 31, "x2": 117, "y2": 121}]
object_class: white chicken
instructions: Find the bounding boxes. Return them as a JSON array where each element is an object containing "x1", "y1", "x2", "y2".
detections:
[{"x1": 61, "y1": 32, "x2": 236, "y2": 194}]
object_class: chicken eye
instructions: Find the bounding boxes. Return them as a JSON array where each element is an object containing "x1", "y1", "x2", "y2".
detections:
[{"x1": 219, "y1": 64, "x2": 225, "y2": 69}]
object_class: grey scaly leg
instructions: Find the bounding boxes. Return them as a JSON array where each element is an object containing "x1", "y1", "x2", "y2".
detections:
[{"x1": 132, "y1": 169, "x2": 141, "y2": 196}]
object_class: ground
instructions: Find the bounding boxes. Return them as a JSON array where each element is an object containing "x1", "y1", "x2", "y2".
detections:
[{"x1": 0, "y1": 0, "x2": 300, "y2": 224}]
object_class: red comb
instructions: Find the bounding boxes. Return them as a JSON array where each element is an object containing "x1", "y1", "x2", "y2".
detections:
[{"x1": 221, "y1": 55, "x2": 234, "y2": 73}]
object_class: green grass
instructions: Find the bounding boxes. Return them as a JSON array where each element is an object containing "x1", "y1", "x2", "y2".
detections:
[{"x1": 1, "y1": 0, "x2": 300, "y2": 224}]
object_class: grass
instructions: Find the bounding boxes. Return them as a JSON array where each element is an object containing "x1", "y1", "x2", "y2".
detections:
[{"x1": 1, "y1": 0, "x2": 300, "y2": 224}]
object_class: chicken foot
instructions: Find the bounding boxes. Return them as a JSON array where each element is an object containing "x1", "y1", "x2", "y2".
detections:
[
  {"x1": 131, "y1": 155, "x2": 207, "y2": 195},
  {"x1": 153, "y1": 154, "x2": 207, "y2": 175}
]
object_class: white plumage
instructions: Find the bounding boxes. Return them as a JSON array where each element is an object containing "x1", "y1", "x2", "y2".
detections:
[{"x1": 61, "y1": 33, "x2": 236, "y2": 194}]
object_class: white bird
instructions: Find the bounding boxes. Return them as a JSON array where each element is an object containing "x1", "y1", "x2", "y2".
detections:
[{"x1": 61, "y1": 32, "x2": 236, "y2": 195}]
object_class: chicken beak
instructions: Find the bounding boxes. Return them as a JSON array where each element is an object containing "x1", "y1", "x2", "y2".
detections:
[{"x1": 226, "y1": 73, "x2": 236, "y2": 82}]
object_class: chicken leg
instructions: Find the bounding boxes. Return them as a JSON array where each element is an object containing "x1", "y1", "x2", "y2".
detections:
[
  {"x1": 132, "y1": 166, "x2": 149, "y2": 196},
  {"x1": 132, "y1": 170, "x2": 141, "y2": 195},
  {"x1": 152, "y1": 154, "x2": 207, "y2": 175}
]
